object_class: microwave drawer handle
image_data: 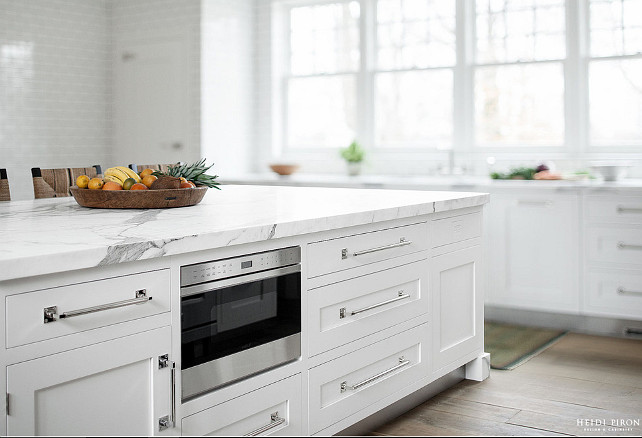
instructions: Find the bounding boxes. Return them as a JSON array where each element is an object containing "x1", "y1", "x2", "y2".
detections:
[
  {"x1": 341, "y1": 357, "x2": 410, "y2": 393},
  {"x1": 44, "y1": 289, "x2": 151, "y2": 323},
  {"x1": 341, "y1": 291, "x2": 410, "y2": 318},
  {"x1": 244, "y1": 412, "x2": 286, "y2": 437},
  {"x1": 344, "y1": 238, "x2": 411, "y2": 259}
]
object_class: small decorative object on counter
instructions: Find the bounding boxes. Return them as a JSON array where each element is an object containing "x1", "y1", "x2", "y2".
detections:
[
  {"x1": 490, "y1": 163, "x2": 561, "y2": 180},
  {"x1": 269, "y1": 163, "x2": 300, "y2": 176},
  {"x1": 340, "y1": 140, "x2": 365, "y2": 176}
]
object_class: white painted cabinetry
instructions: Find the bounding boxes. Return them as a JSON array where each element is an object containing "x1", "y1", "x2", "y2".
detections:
[
  {"x1": 584, "y1": 193, "x2": 642, "y2": 320},
  {"x1": 7, "y1": 327, "x2": 172, "y2": 436},
  {"x1": 485, "y1": 191, "x2": 580, "y2": 314}
]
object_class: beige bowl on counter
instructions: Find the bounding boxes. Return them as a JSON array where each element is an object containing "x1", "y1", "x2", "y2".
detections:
[{"x1": 269, "y1": 164, "x2": 300, "y2": 176}]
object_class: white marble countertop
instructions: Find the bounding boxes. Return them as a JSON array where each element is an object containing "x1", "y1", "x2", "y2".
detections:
[{"x1": 0, "y1": 185, "x2": 488, "y2": 282}]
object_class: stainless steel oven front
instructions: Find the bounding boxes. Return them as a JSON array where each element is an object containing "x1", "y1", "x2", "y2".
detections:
[{"x1": 180, "y1": 247, "x2": 301, "y2": 401}]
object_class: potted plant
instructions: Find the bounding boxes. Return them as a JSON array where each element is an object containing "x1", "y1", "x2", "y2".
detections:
[{"x1": 340, "y1": 140, "x2": 365, "y2": 176}]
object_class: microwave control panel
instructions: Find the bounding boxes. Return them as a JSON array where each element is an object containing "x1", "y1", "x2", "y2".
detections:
[{"x1": 180, "y1": 246, "x2": 301, "y2": 287}]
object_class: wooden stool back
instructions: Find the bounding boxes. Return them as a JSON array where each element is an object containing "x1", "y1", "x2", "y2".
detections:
[
  {"x1": 32, "y1": 165, "x2": 102, "y2": 199},
  {"x1": 0, "y1": 169, "x2": 10, "y2": 201}
]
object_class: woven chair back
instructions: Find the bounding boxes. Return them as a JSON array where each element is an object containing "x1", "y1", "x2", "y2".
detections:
[
  {"x1": 32, "y1": 165, "x2": 102, "y2": 199},
  {"x1": 0, "y1": 169, "x2": 10, "y2": 201}
]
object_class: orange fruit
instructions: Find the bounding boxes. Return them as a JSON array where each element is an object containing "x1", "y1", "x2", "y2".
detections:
[
  {"x1": 87, "y1": 178, "x2": 104, "y2": 190},
  {"x1": 180, "y1": 181, "x2": 196, "y2": 189},
  {"x1": 141, "y1": 174, "x2": 157, "y2": 188},
  {"x1": 130, "y1": 183, "x2": 148, "y2": 190},
  {"x1": 76, "y1": 175, "x2": 90, "y2": 189},
  {"x1": 139, "y1": 168, "x2": 154, "y2": 178},
  {"x1": 102, "y1": 181, "x2": 123, "y2": 191}
]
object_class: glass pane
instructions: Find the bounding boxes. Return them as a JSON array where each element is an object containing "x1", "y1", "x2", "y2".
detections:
[
  {"x1": 475, "y1": 64, "x2": 564, "y2": 146},
  {"x1": 376, "y1": 0, "x2": 456, "y2": 69},
  {"x1": 290, "y1": 2, "x2": 360, "y2": 75},
  {"x1": 590, "y1": 0, "x2": 642, "y2": 57},
  {"x1": 375, "y1": 70, "x2": 453, "y2": 147},
  {"x1": 476, "y1": 0, "x2": 565, "y2": 63},
  {"x1": 590, "y1": 59, "x2": 642, "y2": 145},
  {"x1": 287, "y1": 75, "x2": 357, "y2": 148}
]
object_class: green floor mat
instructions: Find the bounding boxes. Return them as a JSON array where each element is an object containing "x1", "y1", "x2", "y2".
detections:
[{"x1": 485, "y1": 321, "x2": 568, "y2": 370}]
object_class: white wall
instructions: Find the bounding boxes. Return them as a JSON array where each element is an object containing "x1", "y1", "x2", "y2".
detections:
[
  {"x1": 201, "y1": 0, "x2": 256, "y2": 176},
  {"x1": 0, "y1": 0, "x2": 112, "y2": 201}
]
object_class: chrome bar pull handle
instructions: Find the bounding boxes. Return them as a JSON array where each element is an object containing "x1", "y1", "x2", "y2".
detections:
[
  {"x1": 244, "y1": 412, "x2": 286, "y2": 436},
  {"x1": 617, "y1": 206, "x2": 642, "y2": 214},
  {"x1": 618, "y1": 287, "x2": 642, "y2": 296},
  {"x1": 170, "y1": 361, "x2": 176, "y2": 428},
  {"x1": 345, "y1": 238, "x2": 411, "y2": 259},
  {"x1": 340, "y1": 291, "x2": 410, "y2": 319},
  {"x1": 617, "y1": 242, "x2": 642, "y2": 250},
  {"x1": 44, "y1": 290, "x2": 151, "y2": 323},
  {"x1": 340, "y1": 357, "x2": 410, "y2": 393}
]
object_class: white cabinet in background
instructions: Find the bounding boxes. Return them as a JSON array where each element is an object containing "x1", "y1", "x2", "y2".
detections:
[
  {"x1": 485, "y1": 192, "x2": 580, "y2": 314},
  {"x1": 6, "y1": 326, "x2": 172, "y2": 436}
]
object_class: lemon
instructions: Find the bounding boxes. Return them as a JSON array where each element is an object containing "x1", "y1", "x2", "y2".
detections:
[
  {"x1": 88, "y1": 178, "x2": 104, "y2": 190},
  {"x1": 122, "y1": 178, "x2": 136, "y2": 190},
  {"x1": 76, "y1": 175, "x2": 90, "y2": 189}
]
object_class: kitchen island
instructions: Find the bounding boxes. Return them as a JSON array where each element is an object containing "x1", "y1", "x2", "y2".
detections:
[{"x1": 0, "y1": 185, "x2": 489, "y2": 436}]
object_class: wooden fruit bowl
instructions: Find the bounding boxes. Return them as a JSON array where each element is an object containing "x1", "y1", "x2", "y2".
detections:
[{"x1": 70, "y1": 186, "x2": 208, "y2": 209}]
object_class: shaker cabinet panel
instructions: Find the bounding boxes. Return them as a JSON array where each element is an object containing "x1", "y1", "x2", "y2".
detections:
[
  {"x1": 6, "y1": 326, "x2": 171, "y2": 436},
  {"x1": 485, "y1": 193, "x2": 580, "y2": 313},
  {"x1": 431, "y1": 246, "x2": 483, "y2": 373}
]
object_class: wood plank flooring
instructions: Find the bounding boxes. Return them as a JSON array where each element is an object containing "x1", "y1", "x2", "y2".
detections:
[{"x1": 370, "y1": 333, "x2": 642, "y2": 436}]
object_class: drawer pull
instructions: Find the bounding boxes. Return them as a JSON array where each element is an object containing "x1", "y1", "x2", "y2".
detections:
[
  {"x1": 340, "y1": 357, "x2": 410, "y2": 393},
  {"x1": 244, "y1": 412, "x2": 285, "y2": 436},
  {"x1": 618, "y1": 287, "x2": 642, "y2": 296},
  {"x1": 340, "y1": 291, "x2": 410, "y2": 319},
  {"x1": 343, "y1": 238, "x2": 411, "y2": 259},
  {"x1": 617, "y1": 206, "x2": 642, "y2": 214},
  {"x1": 617, "y1": 242, "x2": 642, "y2": 250},
  {"x1": 43, "y1": 289, "x2": 151, "y2": 323}
]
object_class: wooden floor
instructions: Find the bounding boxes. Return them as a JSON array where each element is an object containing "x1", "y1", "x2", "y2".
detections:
[{"x1": 370, "y1": 333, "x2": 642, "y2": 436}]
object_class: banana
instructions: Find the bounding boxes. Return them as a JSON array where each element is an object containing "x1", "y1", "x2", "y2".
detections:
[
  {"x1": 116, "y1": 166, "x2": 142, "y2": 183},
  {"x1": 104, "y1": 167, "x2": 130, "y2": 184},
  {"x1": 103, "y1": 175, "x2": 123, "y2": 186}
]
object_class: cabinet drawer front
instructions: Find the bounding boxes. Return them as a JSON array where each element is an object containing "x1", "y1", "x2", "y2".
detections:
[
  {"x1": 432, "y1": 212, "x2": 482, "y2": 248},
  {"x1": 309, "y1": 260, "x2": 428, "y2": 357},
  {"x1": 587, "y1": 227, "x2": 642, "y2": 267},
  {"x1": 308, "y1": 324, "x2": 429, "y2": 434},
  {"x1": 307, "y1": 222, "x2": 428, "y2": 278},
  {"x1": 181, "y1": 374, "x2": 302, "y2": 436},
  {"x1": 586, "y1": 271, "x2": 642, "y2": 320},
  {"x1": 6, "y1": 269, "x2": 170, "y2": 348},
  {"x1": 587, "y1": 197, "x2": 642, "y2": 224}
]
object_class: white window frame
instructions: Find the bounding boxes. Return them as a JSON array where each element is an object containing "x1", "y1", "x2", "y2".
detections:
[{"x1": 269, "y1": 0, "x2": 642, "y2": 169}]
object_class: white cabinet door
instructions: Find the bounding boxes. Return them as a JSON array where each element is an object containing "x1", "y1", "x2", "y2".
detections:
[
  {"x1": 431, "y1": 246, "x2": 483, "y2": 373},
  {"x1": 7, "y1": 326, "x2": 172, "y2": 436},
  {"x1": 485, "y1": 193, "x2": 580, "y2": 313}
]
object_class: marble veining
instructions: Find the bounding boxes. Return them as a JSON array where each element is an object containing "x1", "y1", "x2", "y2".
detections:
[{"x1": 0, "y1": 185, "x2": 488, "y2": 281}]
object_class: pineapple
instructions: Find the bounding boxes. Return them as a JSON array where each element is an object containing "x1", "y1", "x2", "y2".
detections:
[{"x1": 153, "y1": 159, "x2": 221, "y2": 189}]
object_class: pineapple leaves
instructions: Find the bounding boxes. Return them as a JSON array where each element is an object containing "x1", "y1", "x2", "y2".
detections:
[{"x1": 153, "y1": 159, "x2": 221, "y2": 189}]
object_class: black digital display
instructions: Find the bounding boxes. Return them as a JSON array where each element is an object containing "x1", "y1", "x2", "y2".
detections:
[{"x1": 241, "y1": 260, "x2": 252, "y2": 269}]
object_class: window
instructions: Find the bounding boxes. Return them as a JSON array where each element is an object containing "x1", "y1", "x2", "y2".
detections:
[
  {"x1": 275, "y1": 0, "x2": 642, "y2": 160},
  {"x1": 474, "y1": 0, "x2": 566, "y2": 147},
  {"x1": 375, "y1": 0, "x2": 456, "y2": 148},
  {"x1": 286, "y1": 1, "x2": 360, "y2": 148},
  {"x1": 588, "y1": 0, "x2": 642, "y2": 146}
]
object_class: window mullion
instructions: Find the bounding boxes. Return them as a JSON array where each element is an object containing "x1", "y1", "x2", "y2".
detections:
[
  {"x1": 565, "y1": 0, "x2": 582, "y2": 160},
  {"x1": 358, "y1": 0, "x2": 374, "y2": 151}
]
